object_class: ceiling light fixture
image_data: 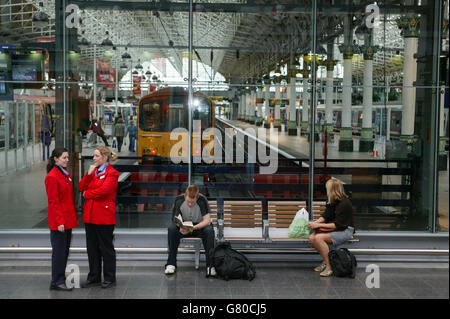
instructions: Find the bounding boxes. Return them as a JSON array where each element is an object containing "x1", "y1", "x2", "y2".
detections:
[
  {"x1": 121, "y1": 47, "x2": 131, "y2": 60},
  {"x1": 78, "y1": 31, "x2": 90, "y2": 46},
  {"x1": 101, "y1": 31, "x2": 113, "y2": 47},
  {"x1": 33, "y1": 2, "x2": 49, "y2": 29},
  {"x1": 135, "y1": 59, "x2": 143, "y2": 71}
]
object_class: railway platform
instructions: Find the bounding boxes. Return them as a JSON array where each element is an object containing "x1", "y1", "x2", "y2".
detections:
[{"x1": 0, "y1": 259, "x2": 448, "y2": 299}]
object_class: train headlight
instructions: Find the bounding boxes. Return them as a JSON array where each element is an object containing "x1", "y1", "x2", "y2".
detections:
[{"x1": 144, "y1": 148, "x2": 158, "y2": 155}]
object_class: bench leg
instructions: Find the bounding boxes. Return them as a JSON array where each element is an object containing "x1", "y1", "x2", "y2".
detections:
[{"x1": 194, "y1": 242, "x2": 200, "y2": 270}]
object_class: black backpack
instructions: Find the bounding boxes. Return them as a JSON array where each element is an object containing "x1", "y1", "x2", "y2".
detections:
[
  {"x1": 328, "y1": 248, "x2": 357, "y2": 278},
  {"x1": 209, "y1": 242, "x2": 256, "y2": 281}
]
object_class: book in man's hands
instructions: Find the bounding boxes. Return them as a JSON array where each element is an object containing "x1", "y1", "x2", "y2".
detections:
[{"x1": 174, "y1": 214, "x2": 194, "y2": 231}]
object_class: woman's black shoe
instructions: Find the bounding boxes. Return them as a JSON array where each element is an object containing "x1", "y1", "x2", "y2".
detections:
[
  {"x1": 50, "y1": 284, "x2": 73, "y2": 291},
  {"x1": 80, "y1": 280, "x2": 101, "y2": 288},
  {"x1": 101, "y1": 281, "x2": 116, "y2": 289}
]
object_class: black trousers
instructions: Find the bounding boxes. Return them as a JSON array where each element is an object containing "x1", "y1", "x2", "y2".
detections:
[
  {"x1": 98, "y1": 133, "x2": 109, "y2": 147},
  {"x1": 167, "y1": 223, "x2": 215, "y2": 268},
  {"x1": 50, "y1": 229, "x2": 72, "y2": 286},
  {"x1": 85, "y1": 223, "x2": 116, "y2": 283},
  {"x1": 116, "y1": 137, "x2": 124, "y2": 152}
]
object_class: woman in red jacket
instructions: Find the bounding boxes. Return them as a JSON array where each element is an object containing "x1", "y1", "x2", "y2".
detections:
[
  {"x1": 45, "y1": 147, "x2": 78, "y2": 291},
  {"x1": 79, "y1": 146, "x2": 119, "y2": 288}
]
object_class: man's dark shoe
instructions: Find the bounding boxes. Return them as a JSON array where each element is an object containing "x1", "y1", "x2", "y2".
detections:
[
  {"x1": 50, "y1": 284, "x2": 73, "y2": 291},
  {"x1": 80, "y1": 280, "x2": 101, "y2": 288},
  {"x1": 101, "y1": 281, "x2": 116, "y2": 289}
]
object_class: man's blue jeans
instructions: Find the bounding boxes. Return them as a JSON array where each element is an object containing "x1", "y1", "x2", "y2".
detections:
[{"x1": 129, "y1": 136, "x2": 136, "y2": 152}]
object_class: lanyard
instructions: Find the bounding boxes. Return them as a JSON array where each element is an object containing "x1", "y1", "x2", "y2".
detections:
[
  {"x1": 55, "y1": 165, "x2": 71, "y2": 182},
  {"x1": 95, "y1": 162, "x2": 109, "y2": 176}
]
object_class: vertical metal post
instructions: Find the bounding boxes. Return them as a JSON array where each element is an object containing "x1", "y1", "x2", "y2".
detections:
[
  {"x1": 31, "y1": 103, "x2": 35, "y2": 164},
  {"x1": 115, "y1": 58, "x2": 119, "y2": 107},
  {"x1": 55, "y1": 0, "x2": 66, "y2": 148},
  {"x1": 14, "y1": 103, "x2": 18, "y2": 171},
  {"x1": 94, "y1": 45, "x2": 97, "y2": 119},
  {"x1": 308, "y1": 0, "x2": 317, "y2": 217},
  {"x1": 4, "y1": 102, "x2": 9, "y2": 175},
  {"x1": 188, "y1": 0, "x2": 193, "y2": 185},
  {"x1": 431, "y1": 0, "x2": 443, "y2": 233},
  {"x1": 24, "y1": 102, "x2": 28, "y2": 168},
  {"x1": 63, "y1": 0, "x2": 66, "y2": 148}
]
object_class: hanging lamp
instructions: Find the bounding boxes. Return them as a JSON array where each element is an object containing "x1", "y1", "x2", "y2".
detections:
[{"x1": 33, "y1": 2, "x2": 49, "y2": 29}]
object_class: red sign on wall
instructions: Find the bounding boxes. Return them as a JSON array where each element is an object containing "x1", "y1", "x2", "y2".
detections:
[
  {"x1": 96, "y1": 57, "x2": 115, "y2": 88},
  {"x1": 133, "y1": 75, "x2": 141, "y2": 95}
]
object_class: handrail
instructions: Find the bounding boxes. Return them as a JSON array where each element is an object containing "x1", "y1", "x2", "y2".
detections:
[{"x1": 0, "y1": 247, "x2": 447, "y2": 256}]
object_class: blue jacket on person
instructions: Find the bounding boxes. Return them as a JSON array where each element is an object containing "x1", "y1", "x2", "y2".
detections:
[{"x1": 127, "y1": 124, "x2": 137, "y2": 137}]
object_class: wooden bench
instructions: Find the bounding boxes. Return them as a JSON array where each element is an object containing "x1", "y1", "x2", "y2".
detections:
[
  {"x1": 221, "y1": 200, "x2": 265, "y2": 241},
  {"x1": 267, "y1": 201, "x2": 307, "y2": 241},
  {"x1": 182, "y1": 199, "x2": 357, "y2": 269},
  {"x1": 267, "y1": 200, "x2": 358, "y2": 244}
]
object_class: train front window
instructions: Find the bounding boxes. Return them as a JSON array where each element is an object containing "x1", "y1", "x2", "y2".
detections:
[
  {"x1": 139, "y1": 95, "x2": 211, "y2": 132},
  {"x1": 139, "y1": 102, "x2": 162, "y2": 132},
  {"x1": 139, "y1": 100, "x2": 187, "y2": 132},
  {"x1": 192, "y1": 98, "x2": 211, "y2": 129},
  {"x1": 167, "y1": 104, "x2": 186, "y2": 130}
]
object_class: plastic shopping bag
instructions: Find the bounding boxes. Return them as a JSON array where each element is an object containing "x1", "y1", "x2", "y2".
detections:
[{"x1": 288, "y1": 208, "x2": 310, "y2": 238}]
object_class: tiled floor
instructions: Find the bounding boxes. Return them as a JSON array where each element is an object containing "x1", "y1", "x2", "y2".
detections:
[{"x1": 0, "y1": 260, "x2": 448, "y2": 299}]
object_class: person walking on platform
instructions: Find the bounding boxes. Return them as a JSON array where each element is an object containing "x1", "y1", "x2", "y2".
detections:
[
  {"x1": 113, "y1": 118, "x2": 126, "y2": 153},
  {"x1": 165, "y1": 185, "x2": 216, "y2": 276},
  {"x1": 307, "y1": 178, "x2": 355, "y2": 277},
  {"x1": 41, "y1": 112, "x2": 52, "y2": 161},
  {"x1": 79, "y1": 146, "x2": 119, "y2": 288},
  {"x1": 127, "y1": 120, "x2": 137, "y2": 152},
  {"x1": 92, "y1": 118, "x2": 109, "y2": 147},
  {"x1": 45, "y1": 147, "x2": 78, "y2": 291}
]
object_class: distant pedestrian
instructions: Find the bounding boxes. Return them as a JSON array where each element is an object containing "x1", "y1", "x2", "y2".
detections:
[
  {"x1": 92, "y1": 118, "x2": 109, "y2": 147},
  {"x1": 42, "y1": 113, "x2": 52, "y2": 161},
  {"x1": 127, "y1": 120, "x2": 137, "y2": 152},
  {"x1": 45, "y1": 147, "x2": 78, "y2": 291},
  {"x1": 113, "y1": 118, "x2": 126, "y2": 152}
]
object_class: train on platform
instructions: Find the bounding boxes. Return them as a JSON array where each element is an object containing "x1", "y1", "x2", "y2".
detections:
[
  {"x1": 128, "y1": 87, "x2": 216, "y2": 209},
  {"x1": 137, "y1": 87, "x2": 215, "y2": 161},
  {"x1": 311, "y1": 104, "x2": 403, "y2": 137}
]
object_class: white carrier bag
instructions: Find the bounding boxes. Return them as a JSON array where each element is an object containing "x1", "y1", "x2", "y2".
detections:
[{"x1": 287, "y1": 208, "x2": 310, "y2": 238}]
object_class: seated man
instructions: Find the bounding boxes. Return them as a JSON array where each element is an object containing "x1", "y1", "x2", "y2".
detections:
[{"x1": 165, "y1": 185, "x2": 216, "y2": 276}]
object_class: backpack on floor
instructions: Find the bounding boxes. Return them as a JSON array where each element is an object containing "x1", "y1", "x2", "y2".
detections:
[
  {"x1": 209, "y1": 242, "x2": 256, "y2": 281},
  {"x1": 328, "y1": 248, "x2": 357, "y2": 278}
]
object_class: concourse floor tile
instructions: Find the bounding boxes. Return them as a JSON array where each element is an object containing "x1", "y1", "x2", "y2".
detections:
[{"x1": 0, "y1": 260, "x2": 448, "y2": 299}]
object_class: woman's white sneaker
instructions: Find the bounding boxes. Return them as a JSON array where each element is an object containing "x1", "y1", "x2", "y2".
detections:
[
  {"x1": 165, "y1": 265, "x2": 176, "y2": 275},
  {"x1": 207, "y1": 266, "x2": 217, "y2": 277}
]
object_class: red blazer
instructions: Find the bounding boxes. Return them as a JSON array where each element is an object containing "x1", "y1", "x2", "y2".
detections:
[
  {"x1": 45, "y1": 166, "x2": 78, "y2": 230},
  {"x1": 79, "y1": 164, "x2": 119, "y2": 225}
]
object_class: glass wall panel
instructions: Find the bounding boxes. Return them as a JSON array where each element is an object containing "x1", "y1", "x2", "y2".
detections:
[
  {"x1": 438, "y1": 0, "x2": 449, "y2": 232},
  {"x1": 62, "y1": 1, "x2": 190, "y2": 229},
  {"x1": 313, "y1": 1, "x2": 448, "y2": 232},
  {"x1": 0, "y1": 0, "x2": 446, "y2": 232},
  {"x1": 192, "y1": 0, "x2": 314, "y2": 242}
]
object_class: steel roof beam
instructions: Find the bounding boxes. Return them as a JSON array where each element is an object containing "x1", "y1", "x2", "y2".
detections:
[{"x1": 70, "y1": 1, "x2": 425, "y2": 15}]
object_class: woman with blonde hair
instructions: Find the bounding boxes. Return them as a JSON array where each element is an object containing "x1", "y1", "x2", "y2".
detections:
[
  {"x1": 79, "y1": 146, "x2": 119, "y2": 288},
  {"x1": 307, "y1": 178, "x2": 355, "y2": 277}
]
